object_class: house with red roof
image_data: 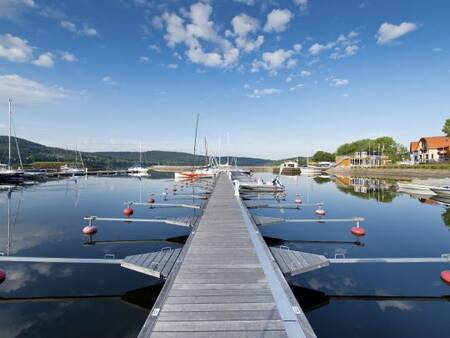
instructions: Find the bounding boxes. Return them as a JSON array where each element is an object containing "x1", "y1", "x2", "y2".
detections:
[{"x1": 410, "y1": 136, "x2": 450, "y2": 163}]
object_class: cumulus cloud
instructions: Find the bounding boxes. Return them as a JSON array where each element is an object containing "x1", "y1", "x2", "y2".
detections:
[
  {"x1": 309, "y1": 42, "x2": 334, "y2": 55},
  {"x1": 167, "y1": 63, "x2": 178, "y2": 69},
  {"x1": 148, "y1": 44, "x2": 161, "y2": 52},
  {"x1": 32, "y1": 52, "x2": 54, "y2": 68},
  {"x1": 301, "y1": 70, "x2": 311, "y2": 77},
  {"x1": 310, "y1": 31, "x2": 360, "y2": 59},
  {"x1": 102, "y1": 76, "x2": 117, "y2": 85},
  {"x1": 251, "y1": 48, "x2": 297, "y2": 73},
  {"x1": 231, "y1": 13, "x2": 264, "y2": 52},
  {"x1": 60, "y1": 20, "x2": 98, "y2": 37},
  {"x1": 0, "y1": 74, "x2": 69, "y2": 104},
  {"x1": 161, "y1": 2, "x2": 239, "y2": 68},
  {"x1": 0, "y1": 0, "x2": 36, "y2": 21},
  {"x1": 0, "y1": 33, "x2": 33, "y2": 63},
  {"x1": 264, "y1": 9, "x2": 293, "y2": 33},
  {"x1": 293, "y1": 0, "x2": 308, "y2": 11},
  {"x1": 376, "y1": 22, "x2": 417, "y2": 45},
  {"x1": 61, "y1": 51, "x2": 78, "y2": 62},
  {"x1": 139, "y1": 56, "x2": 149, "y2": 63},
  {"x1": 248, "y1": 88, "x2": 281, "y2": 98},
  {"x1": 326, "y1": 76, "x2": 349, "y2": 86}
]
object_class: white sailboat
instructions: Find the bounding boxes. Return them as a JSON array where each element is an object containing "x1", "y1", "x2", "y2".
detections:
[
  {"x1": 60, "y1": 146, "x2": 85, "y2": 175},
  {"x1": 128, "y1": 143, "x2": 150, "y2": 177},
  {"x1": 0, "y1": 99, "x2": 24, "y2": 184}
]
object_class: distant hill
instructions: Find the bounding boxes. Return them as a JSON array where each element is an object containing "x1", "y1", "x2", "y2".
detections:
[{"x1": 0, "y1": 136, "x2": 272, "y2": 169}]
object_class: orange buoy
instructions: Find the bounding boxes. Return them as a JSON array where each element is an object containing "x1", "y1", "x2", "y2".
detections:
[
  {"x1": 351, "y1": 226, "x2": 366, "y2": 236},
  {"x1": 82, "y1": 225, "x2": 97, "y2": 235},
  {"x1": 123, "y1": 207, "x2": 134, "y2": 217},
  {"x1": 147, "y1": 196, "x2": 155, "y2": 204},
  {"x1": 440, "y1": 271, "x2": 450, "y2": 285},
  {"x1": 315, "y1": 208, "x2": 325, "y2": 216}
]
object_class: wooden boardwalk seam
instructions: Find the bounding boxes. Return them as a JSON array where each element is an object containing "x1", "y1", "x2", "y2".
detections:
[{"x1": 138, "y1": 173, "x2": 317, "y2": 338}]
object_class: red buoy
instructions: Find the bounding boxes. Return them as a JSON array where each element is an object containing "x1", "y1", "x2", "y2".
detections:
[
  {"x1": 315, "y1": 208, "x2": 325, "y2": 216},
  {"x1": 123, "y1": 207, "x2": 134, "y2": 217},
  {"x1": 440, "y1": 271, "x2": 450, "y2": 285},
  {"x1": 351, "y1": 226, "x2": 366, "y2": 236},
  {"x1": 82, "y1": 225, "x2": 97, "y2": 235},
  {"x1": 0, "y1": 269, "x2": 6, "y2": 283}
]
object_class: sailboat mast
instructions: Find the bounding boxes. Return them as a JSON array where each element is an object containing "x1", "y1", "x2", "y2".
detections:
[
  {"x1": 192, "y1": 114, "x2": 199, "y2": 171},
  {"x1": 204, "y1": 137, "x2": 208, "y2": 165},
  {"x1": 8, "y1": 99, "x2": 12, "y2": 170},
  {"x1": 139, "y1": 143, "x2": 142, "y2": 166}
]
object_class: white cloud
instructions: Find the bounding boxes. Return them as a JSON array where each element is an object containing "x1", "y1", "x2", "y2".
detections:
[
  {"x1": 102, "y1": 76, "x2": 117, "y2": 85},
  {"x1": 233, "y1": 0, "x2": 255, "y2": 5},
  {"x1": 0, "y1": 0, "x2": 36, "y2": 21},
  {"x1": 167, "y1": 63, "x2": 178, "y2": 69},
  {"x1": 345, "y1": 45, "x2": 359, "y2": 56},
  {"x1": 151, "y1": 16, "x2": 164, "y2": 30},
  {"x1": 376, "y1": 22, "x2": 417, "y2": 45},
  {"x1": 301, "y1": 70, "x2": 311, "y2": 77},
  {"x1": 139, "y1": 56, "x2": 149, "y2": 63},
  {"x1": 0, "y1": 33, "x2": 33, "y2": 63},
  {"x1": 248, "y1": 88, "x2": 281, "y2": 98},
  {"x1": 293, "y1": 43, "x2": 302, "y2": 52},
  {"x1": 293, "y1": 0, "x2": 308, "y2": 11},
  {"x1": 289, "y1": 83, "x2": 304, "y2": 91},
  {"x1": 231, "y1": 13, "x2": 264, "y2": 52},
  {"x1": 32, "y1": 52, "x2": 54, "y2": 68},
  {"x1": 309, "y1": 42, "x2": 334, "y2": 55},
  {"x1": 286, "y1": 75, "x2": 293, "y2": 83},
  {"x1": 60, "y1": 20, "x2": 98, "y2": 37},
  {"x1": 264, "y1": 9, "x2": 293, "y2": 33},
  {"x1": 251, "y1": 48, "x2": 297, "y2": 73},
  {"x1": 0, "y1": 74, "x2": 69, "y2": 104},
  {"x1": 61, "y1": 51, "x2": 78, "y2": 62},
  {"x1": 327, "y1": 76, "x2": 349, "y2": 86},
  {"x1": 432, "y1": 47, "x2": 442, "y2": 52},
  {"x1": 162, "y1": 2, "x2": 239, "y2": 68},
  {"x1": 148, "y1": 44, "x2": 161, "y2": 52}
]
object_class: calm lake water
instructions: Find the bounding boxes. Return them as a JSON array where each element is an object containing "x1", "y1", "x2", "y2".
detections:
[{"x1": 0, "y1": 172, "x2": 449, "y2": 337}]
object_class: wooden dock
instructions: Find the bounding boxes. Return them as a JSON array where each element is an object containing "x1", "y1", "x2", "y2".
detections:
[{"x1": 139, "y1": 173, "x2": 316, "y2": 338}]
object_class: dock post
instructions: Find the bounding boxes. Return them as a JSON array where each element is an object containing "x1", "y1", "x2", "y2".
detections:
[{"x1": 233, "y1": 180, "x2": 240, "y2": 196}]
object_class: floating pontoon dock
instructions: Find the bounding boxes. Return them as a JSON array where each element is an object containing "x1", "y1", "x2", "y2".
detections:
[{"x1": 138, "y1": 173, "x2": 316, "y2": 337}]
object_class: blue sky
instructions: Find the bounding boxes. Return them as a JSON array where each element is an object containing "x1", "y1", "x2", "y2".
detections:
[{"x1": 0, "y1": 0, "x2": 449, "y2": 159}]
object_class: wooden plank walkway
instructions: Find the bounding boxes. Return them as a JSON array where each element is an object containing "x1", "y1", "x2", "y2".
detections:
[{"x1": 139, "y1": 173, "x2": 316, "y2": 338}]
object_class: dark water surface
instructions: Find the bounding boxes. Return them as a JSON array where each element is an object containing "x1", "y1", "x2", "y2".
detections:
[{"x1": 0, "y1": 173, "x2": 449, "y2": 337}]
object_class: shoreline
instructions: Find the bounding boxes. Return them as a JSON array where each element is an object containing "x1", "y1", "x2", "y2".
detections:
[{"x1": 327, "y1": 167, "x2": 450, "y2": 179}]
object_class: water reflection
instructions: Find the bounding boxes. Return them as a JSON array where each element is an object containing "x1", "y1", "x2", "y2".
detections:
[{"x1": 334, "y1": 175, "x2": 398, "y2": 202}]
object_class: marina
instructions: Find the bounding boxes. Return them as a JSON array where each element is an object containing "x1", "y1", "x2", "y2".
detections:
[{"x1": 0, "y1": 170, "x2": 450, "y2": 337}]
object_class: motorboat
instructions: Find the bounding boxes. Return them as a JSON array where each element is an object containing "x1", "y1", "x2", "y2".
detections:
[
  {"x1": 0, "y1": 164, "x2": 24, "y2": 184},
  {"x1": 397, "y1": 182, "x2": 440, "y2": 195},
  {"x1": 430, "y1": 186, "x2": 450, "y2": 197},
  {"x1": 235, "y1": 176, "x2": 285, "y2": 193}
]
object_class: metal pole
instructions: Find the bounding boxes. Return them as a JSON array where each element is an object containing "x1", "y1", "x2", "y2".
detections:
[{"x1": 8, "y1": 99, "x2": 12, "y2": 170}]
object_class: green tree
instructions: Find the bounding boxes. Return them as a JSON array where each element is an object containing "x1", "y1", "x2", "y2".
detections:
[
  {"x1": 443, "y1": 118, "x2": 450, "y2": 137},
  {"x1": 311, "y1": 151, "x2": 335, "y2": 162}
]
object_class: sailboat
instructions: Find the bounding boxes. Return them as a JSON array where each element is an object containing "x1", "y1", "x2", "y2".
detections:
[
  {"x1": 60, "y1": 146, "x2": 86, "y2": 175},
  {"x1": 0, "y1": 99, "x2": 24, "y2": 184},
  {"x1": 128, "y1": 143, "x2": 150, "y2": 177},
  {"x1": 174, "y1": 115, "x2": 216, "y2": 180}
]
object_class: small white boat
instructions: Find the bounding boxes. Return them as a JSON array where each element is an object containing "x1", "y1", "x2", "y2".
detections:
[
  {"x1": 60, "y1": 164, "x2": 85, "y2": 175},
  {"x1": 236, "y1": 177, "x2": 285, "y2": 193},
  {"x1": 397, "y1": 182, "x2": 440, "y2": 195},
  {"x1": 430, "y1": 186, "x2": 450, "y2": 197},
  {"x1": 128, "y1": 143, "x2": 150, "y2": 177}
]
